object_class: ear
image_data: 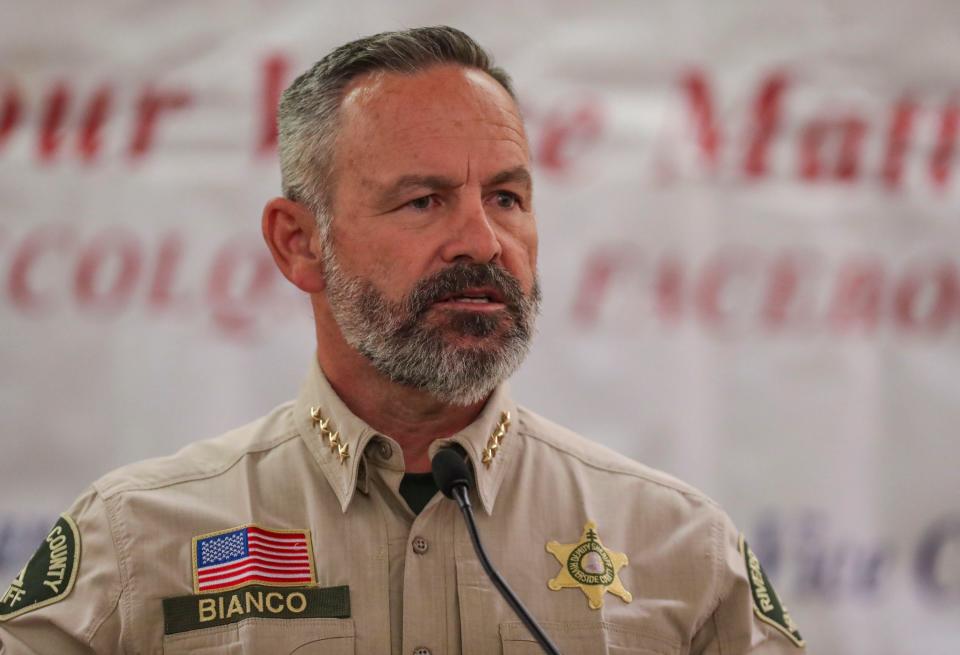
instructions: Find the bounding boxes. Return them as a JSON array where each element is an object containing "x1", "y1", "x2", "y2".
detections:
[{"x1": 261, "y1": 197, "x2": 327, "y2": 293}]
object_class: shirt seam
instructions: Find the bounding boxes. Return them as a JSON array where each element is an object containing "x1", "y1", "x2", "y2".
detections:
[
  {"x1": 518, "y1": 425, "x2": 718, "y2": 507},
  {"x1": 86, "y1": 490, "x2": 132, "y2": 651},
  {"x1": 696, "y1": 512, "x2": 726, "y2": 650},
  {"x1": 85, "y1": 592, "x2": 121, "y2": 651},
  {"x1": 96, "y1": 428, "x2": 301, "y2": 499},
  {"x1": 714, "y1": 612, "x2": 724, "y2": 655}
]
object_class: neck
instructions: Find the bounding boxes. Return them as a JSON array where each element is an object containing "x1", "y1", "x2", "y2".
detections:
[{"x1": 313, "y1": 304, "x2": 487, "y2": 474}]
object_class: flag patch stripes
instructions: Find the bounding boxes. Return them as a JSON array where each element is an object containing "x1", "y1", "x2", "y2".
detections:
[{"x1": 191, "y1": 524, "x2": 316, "y2": 593}]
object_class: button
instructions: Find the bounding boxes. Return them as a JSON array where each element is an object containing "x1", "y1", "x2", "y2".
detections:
[
  {"x1": 411, "y1": 536, "x2": 429, "y2": 555},
  {"x1": 378, "y1": 440, "x2": 393, "y2": 460},
  {"x1": 413, "y1": 648, "x2": 431, "y2": 655}
]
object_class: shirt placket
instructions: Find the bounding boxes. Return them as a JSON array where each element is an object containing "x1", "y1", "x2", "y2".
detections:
[{"x1": 400, "y1": 497, "x2": 458, "y2": 655}]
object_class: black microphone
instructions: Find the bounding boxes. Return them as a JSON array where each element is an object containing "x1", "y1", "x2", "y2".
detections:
[{"x1": 431, "y1": 448, "x2": 562, "y2": 655}]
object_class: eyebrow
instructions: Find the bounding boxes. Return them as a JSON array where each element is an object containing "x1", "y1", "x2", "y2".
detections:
[{"x1": 484, "y1": 166, "x2": 533, "y2": 191}]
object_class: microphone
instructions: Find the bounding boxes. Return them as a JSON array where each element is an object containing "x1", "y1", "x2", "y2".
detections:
[{"x1": 431, "y1": 448, "x2": 562, "y2": 655}]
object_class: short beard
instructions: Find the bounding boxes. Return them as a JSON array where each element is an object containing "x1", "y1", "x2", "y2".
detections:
[{"x1": 323, "y1": 245, "x2": 541, "y2": 406}]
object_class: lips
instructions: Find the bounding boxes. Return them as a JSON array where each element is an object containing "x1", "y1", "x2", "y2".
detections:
[
  {"x1": 436, "y1": 287, "x2": 506, "y2": 305},
  {"x1": 406, "y1": 262, "x2": 524, "y2": 320}
]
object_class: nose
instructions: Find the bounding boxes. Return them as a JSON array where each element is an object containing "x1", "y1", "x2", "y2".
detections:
[{"x1": 440, "y1": 196, "x2": 502, "y2": 264}]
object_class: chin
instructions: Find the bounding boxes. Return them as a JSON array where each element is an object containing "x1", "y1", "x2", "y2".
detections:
[{"x1": 443, "y1": 334, "x2": 504, "y2": 350}]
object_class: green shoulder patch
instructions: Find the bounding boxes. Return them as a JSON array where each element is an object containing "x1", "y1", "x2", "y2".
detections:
[
  {"x1": 0, "y1": 515, "x2": 81, "y2": 621},
  {"x1": 739, "y1": 534, "x2": 804, "y2": 648}
]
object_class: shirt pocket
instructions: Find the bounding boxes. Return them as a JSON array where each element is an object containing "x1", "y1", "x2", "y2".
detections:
[
  {"x1": 162, "y1": 617, "x2": 355, "y2": 654},
  {"x1": 499, "y1": 619, "x2": 682, "y2": 655}
]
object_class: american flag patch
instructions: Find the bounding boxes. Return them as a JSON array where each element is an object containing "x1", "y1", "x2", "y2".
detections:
[{"x1": 191, "y1": 525, "x2": 316, "y2": 593}]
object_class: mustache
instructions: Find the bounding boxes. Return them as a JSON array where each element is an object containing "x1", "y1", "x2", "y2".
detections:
[{"x1": 404, "y1": 262, "x2": 527, "y2": 317}]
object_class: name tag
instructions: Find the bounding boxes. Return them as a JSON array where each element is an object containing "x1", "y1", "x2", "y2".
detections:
[{"x1": 162, "y1": 585, "x2": 350, "y2": 635}]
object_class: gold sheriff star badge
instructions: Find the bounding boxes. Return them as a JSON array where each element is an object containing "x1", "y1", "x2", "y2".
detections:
[{"x1": 546, "y1": 521, "x2": 632, "y2": 609}]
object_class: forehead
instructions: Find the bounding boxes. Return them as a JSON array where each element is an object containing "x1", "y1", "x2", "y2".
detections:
[{"x1": 333, "y1": 65, "x2": 529, "y2": 170}]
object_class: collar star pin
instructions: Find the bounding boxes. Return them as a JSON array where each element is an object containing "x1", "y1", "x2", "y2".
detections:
[
  {"x1": 546, "y1": 521, "x2": 632, "y2": 609},
  {"x1": 309, "y1": 406, "x2": 349, "y2": 466}
]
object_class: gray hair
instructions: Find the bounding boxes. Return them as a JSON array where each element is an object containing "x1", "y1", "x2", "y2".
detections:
[{"x1": 277, "y1": 26, "x2": 516, "y2": 233}]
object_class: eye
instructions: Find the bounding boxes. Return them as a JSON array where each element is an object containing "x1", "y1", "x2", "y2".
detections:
[
  {"x1": 407, "y1": 195, "x2": 436, "y2": 211},
  {"x1": 409, "y1": 196, "x2": 431, "y2": 210},
  {"x1": 493, "y1": 191, "x2": 520, "y2": 209}
]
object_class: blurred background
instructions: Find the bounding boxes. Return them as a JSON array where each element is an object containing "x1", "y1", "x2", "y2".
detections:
[{"x1": 1, "y1": 1, "x2": 958, "y2": 652}]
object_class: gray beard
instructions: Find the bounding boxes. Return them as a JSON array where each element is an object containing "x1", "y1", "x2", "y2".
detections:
[{"x1": 323, "y1": 246, "x2": 541, "y2": 406}]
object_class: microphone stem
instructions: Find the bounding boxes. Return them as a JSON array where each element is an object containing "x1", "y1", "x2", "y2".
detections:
[{"x1": 453, "y1": 487, "x2": 562, "y2": 655}]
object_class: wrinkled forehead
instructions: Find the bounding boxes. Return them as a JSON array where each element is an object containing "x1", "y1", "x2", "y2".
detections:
[{"x1": 334, "y1": 65, "x2": 529, "y2": 155}]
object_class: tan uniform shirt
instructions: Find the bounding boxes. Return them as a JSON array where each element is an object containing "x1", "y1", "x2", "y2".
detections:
[{"x1": 0, "y1": 361, "x2": 805, "y2": 654}]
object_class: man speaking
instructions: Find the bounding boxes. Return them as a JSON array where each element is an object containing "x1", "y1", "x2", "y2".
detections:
[{"x1": 0, "y1": 27, "x2": 805, "y2": 654}]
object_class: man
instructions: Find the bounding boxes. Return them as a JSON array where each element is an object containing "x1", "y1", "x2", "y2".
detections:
[{"x1": 0, "y1": 27, "x2": 805, "y2": 654}]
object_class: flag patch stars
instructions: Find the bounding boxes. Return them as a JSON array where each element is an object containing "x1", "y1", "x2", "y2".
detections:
[{"x1": 191, "y1": 525, "x2": 317, "y2": 594}]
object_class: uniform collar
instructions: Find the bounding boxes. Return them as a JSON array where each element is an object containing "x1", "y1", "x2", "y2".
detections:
[{"x1": 293, "y1": 358, "x2": 518, "y2": 515}]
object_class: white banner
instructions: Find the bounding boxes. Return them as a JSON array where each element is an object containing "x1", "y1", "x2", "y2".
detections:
[{"x1": 1, "y1": 2, "x2": 958, "y2": 652}]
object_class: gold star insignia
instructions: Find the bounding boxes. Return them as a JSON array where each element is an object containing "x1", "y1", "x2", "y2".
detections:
[
  {"x1": 309, "y1": 407, "x2": 349, "y2": 466},
  {"x1": 481, "y1": 411, "x2": 511, "y2": 468},
  {"x1": 546, "y1": 521, "x2": 632, "y2": 609}
]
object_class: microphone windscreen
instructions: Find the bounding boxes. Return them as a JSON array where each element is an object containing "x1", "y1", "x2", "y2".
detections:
[{"x1": 431, "y1": 447, "x2": 473, "y2": 498}]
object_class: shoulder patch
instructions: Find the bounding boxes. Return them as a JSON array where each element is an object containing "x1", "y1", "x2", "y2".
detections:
[
  {"x1": 739, "y1": 534, "x2": 804, "y2": 647},
  {"x1": 0, "y1": 515, "x2": 81, "y2": 621}
]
